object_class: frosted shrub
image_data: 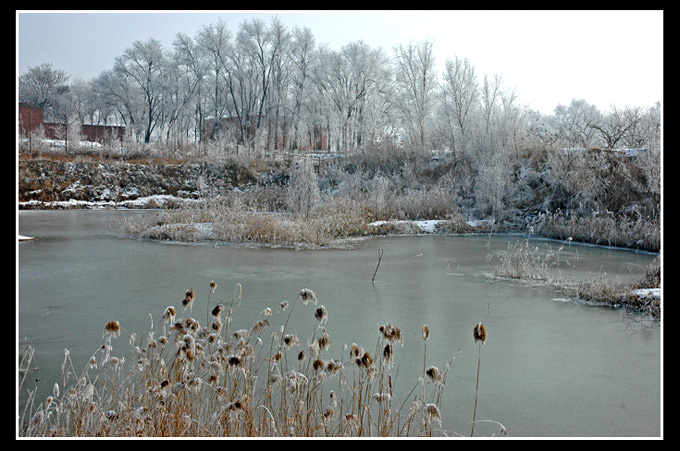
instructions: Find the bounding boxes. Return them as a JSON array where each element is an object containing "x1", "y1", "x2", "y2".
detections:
[{"x1": 285, "y1": 157, "x2": 320, "y2": 218}]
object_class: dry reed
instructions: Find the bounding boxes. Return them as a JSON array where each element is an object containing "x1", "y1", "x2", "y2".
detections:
[{"x1": 18, "y1": 282, "x2": 495, "y2": 438}]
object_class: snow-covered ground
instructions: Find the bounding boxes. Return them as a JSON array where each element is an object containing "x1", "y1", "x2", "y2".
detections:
[
  {"x1": 18, "y1": 194, "x2": 202, "y2": 210},
  {"x1": 368, "y1": 219, "x2": 443, "y2": 233},
  {"x1": 629, "y1": 288, "x2": 661, "y2": 299},
  {"x1": 367, "y1": 218, "x2": 489, "y2": 233}
]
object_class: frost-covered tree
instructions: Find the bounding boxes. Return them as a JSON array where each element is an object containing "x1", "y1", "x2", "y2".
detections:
[
  {"x1": 286, "y1": 26, "x2": 318, "y2": 151},
  {"x1": 549, "y1": 99, "x2": 602, "y2": 150},
  {"x1": 438, "y1": 55, "x2": 478, "y2": 157},
  {"x1": 196, "y1": 19, "x2": 233, "y2": 131},
  {"x1": 19, "y1": 62, "x2": 70, "y2": 113},
  {"x1": 592, "y1": 105, "x2": 642, "y2": 150},
  {"x1": 172, "y1": 31, "x2": 210, "y2": 144},
  {"x1": 392, "y1": 39, "x2": 437, "y2": 152},
  {"x1": 114, "y1": 39, "x2": 169, "y2": 143},
  {"x1": 286, "y1": 157, "x2": 320, "y2": 218}
]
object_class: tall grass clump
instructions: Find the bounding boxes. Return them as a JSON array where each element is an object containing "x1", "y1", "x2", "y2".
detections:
[
  {"x1": 492, "y1": 238, "x2": 570, "y2": 282},
  {"x1": 564, "y1": 257, "x2": 661, "y2": 318},
  {"x1": 18, "y1": 283, "x2": 495, "y2": 437},
  {"x1": 118, "y1": 193, "x2": 369, "y2": 248}
]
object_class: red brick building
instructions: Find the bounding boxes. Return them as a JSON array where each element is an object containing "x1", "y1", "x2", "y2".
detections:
[
  {"x1": 18, "y1": 102, "x2": 43, "y2": 135},
  {"x1": 19, "y1": 103, "x2": 125, "y2": 144}
]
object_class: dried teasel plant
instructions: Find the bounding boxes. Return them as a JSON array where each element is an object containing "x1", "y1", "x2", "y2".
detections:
[
  {"x1": 471, "y1": 322, "x2": 488, "y2": 437},
  {"x1": 314, "y1": 305, "x2": 328, "y2": 323},
  {"x1": 473, "y1": 322, "x2": 487, "y2": 345},
  {"x1": 103, "y1": 321, "x2": 121, "y2": 338},
  {"x1": 182, "y1": 288, "x2": 195, "y2": 312},
  {"x1": 299, "y1": 288, "x2": 317, "y2": 305},
  {"x1": 378, "y1": 323, "x2": 403, "y2": 344},
  {"x1": 22, "y1": 285, "x2": 476, "y2": 438}
]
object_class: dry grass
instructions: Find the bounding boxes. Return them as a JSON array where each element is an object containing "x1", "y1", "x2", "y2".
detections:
[
  {"x1": 567, "y1": 257, "x2": 661, "y2": 317},
  {"x1": 118, "y1": 195, "x2": 370, "y2": 248},
  {"x1": 492, "y1": 238, "x2": 569, "y2": 283},
  {"x1": 537, "y1": 210, "x2": 660, "y2": 252},
  {"x1": 18, "y1": 284, "x2": 495, "y2": 437},
  {"x1": 492, "y1": 239, "x2": 661, "y2": 318}
]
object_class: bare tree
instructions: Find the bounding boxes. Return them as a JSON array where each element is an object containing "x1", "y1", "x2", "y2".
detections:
[
  {"x1": 439, "y1": 55, "x2": 478, "y2": 157},
  {"x1": 593, "y1": 105, "x2": 643, "y2": 150},
  {"x1": 49, "y1": 86, "x2": 81, "y2": 153},
  {"x1": 114, "y1": 39, "x2": 169, "y2": 143},
  {"x1": 550, "y1": 99, "x2": 603, "y2": 150},
  {"x1": 288, "y1": 27, "x2": 316, "y2": 151},
  {"x1": 392, "y1": 39, "x2": 437, "y2": 152},
  {"x1": 196, "y1": 19, "x2": 233, "y2": 133},
  {"x1": 19, "y1": 62, "x2": 70, "y2": 112},
  {"x1": 173, "y1": 32, "x2": 209, "y2": 145}
]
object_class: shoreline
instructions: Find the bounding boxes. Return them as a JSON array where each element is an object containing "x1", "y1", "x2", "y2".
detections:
[{"x1": 18, "y1": 200, "x2": 661, "y2": 256}]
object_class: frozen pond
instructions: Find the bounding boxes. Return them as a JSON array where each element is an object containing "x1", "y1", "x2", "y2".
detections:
[{"x1": 18, "y1": 210, "x2": 660, "y2": 437}]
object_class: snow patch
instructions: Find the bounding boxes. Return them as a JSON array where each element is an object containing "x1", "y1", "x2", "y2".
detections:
[
  {"x1": 18, "y1": 194, "x2": 202, "y2": 210},
  {"x1": 629, "y1": 288, "x2": 660, "y2": 299},
  {"x1": 368, "y1": 219, "x2": 445, "y2": 233}
]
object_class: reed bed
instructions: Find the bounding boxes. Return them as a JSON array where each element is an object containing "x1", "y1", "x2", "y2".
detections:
[
  {"x1": 492, "y1": 238, "x2": 661, "y2": 318},
  {"x1": 537, "y1": 210, "x2": 660, "y2": 253},
  {"x1": 492, "y1": 238, "x2": 569, "y2": 283},
  {"x1": 18, "y1": 284, "x2": 496, "y2": 438},
  {"x1": 117, "y1": 196, "x2": 368, "y2": 248}
]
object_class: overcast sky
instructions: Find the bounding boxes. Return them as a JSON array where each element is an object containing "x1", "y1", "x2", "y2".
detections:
[{"x1": 17, "y1": 10, "x2": 663, "y2": 116}]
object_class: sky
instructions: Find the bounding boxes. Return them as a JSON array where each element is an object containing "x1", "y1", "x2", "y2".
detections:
[{"x1": 17, "y1": 10, "x2": 664, "y2": 116}]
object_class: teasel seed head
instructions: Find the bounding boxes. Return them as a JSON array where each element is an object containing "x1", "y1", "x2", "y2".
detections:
[
  {"x1": 209, "y1": 280, "x2": 217, "y2": 293},
  {"x1": 211, "y1": 319, "x2": 223, "y2": 333},
  {"x1": 283, "y1": 334, "x2": 299, "y2": 349},
  {"x1": 425, "y1": 403, "x2": 442, "y2": 425},
  {"x1": 162, "y1": 306, "x2": 176, "y2": 323},
  {"x1": 325, "y1": 359, "x2": 343, "y2": 375},
  {"x1": 317, "y1": 331, "x2": 332, "y2": 351},
  {"x1": 323, "y1": 406, "x2": 335, "y2": 421},
  {"x1": 422, "y1": 325, "x2": 430, "y2": 341},
  {"x1": 252, "y1": 319, "x2": 270, "y2": 334},
  {"x1": 313, "y1": 358, "x2": 325, "y2": 372},
  {"x1": 426, "y1": 366, "x2": 444, "y2": 384},
  {"x1": 379, "y1": 323, "x2": 403, "y2": 344},
  {"x1": 299, "y1": 288, "x2": 317, "y2": 305},
  {"x1": 383, "y1": 342, "x2": 393, "y2": 361},
  {"x1": 227, "y1": 355, "x2": 244, "y2": 369},
  {"x1": 182, "y1": 288, "x2": 195, "y2": 311},
  {"x1": 211, "y1": 304, "x2": 222, "y2": 317},
  {"x1": 314, "y1": 305, "x2": 328, "y2": 323},
  {"x1": 360, "y1": 352, "x2": 374, "y2": 368},
  {"x1": 349, "y1": 343, "x2": 362, "y2": 359},
  {"x1": 473, "y1": 322, "x2": 488, "y2": 344},
  {"x1": 104, "y1": 321, "x2": 121, "y2": 338}
]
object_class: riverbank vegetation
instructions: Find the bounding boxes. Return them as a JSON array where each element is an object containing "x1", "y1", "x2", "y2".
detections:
[
  {"x1": 490, "y1": 236, "x2": 660, "y2": 318},
  {"x1": 20, "y1": 137, "x2": 661, "y2": 253},
  {"x1": 19, "y1": 17, "x2": 661, "y2": 254},
  {"x1": 18, "y1": 283, "x2": 498, "y2": 437}
]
